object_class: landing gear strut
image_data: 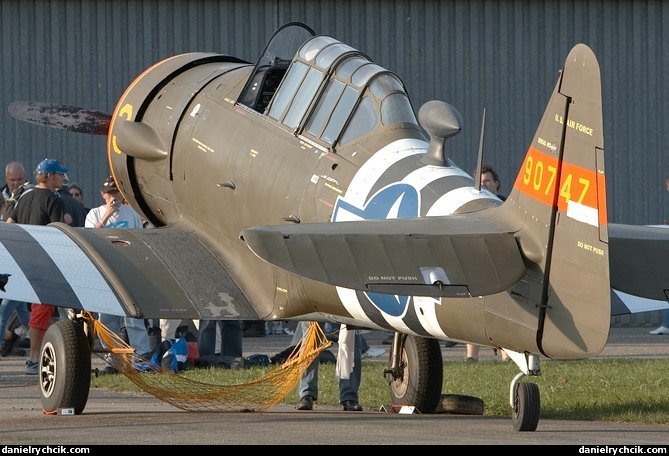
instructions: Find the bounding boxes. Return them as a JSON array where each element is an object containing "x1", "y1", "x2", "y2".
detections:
[
  {"x1": 383, "y1": 333, "x2": 485, "y2": 414},
  {"x1": 508, "y1": 352, "x2": 541, "y2": 431},
  {"x1": 384, "y1": 333, "x2": 443, "y2": 413}
]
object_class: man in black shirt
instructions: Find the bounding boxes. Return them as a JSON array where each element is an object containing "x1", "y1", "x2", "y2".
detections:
[{"x1": 6, "y1": 158, "x2": 67, "y2": 374}]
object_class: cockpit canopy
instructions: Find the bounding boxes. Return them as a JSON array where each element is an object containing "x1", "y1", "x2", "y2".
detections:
[{"x1": 238, "y1": 22, "x2": 419, "y2": 151}]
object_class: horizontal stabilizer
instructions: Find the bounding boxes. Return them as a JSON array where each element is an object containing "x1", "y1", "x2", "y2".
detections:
[
  {"x1": 609, "y1": 223, "x2": 669, "y2": 314},
  {"x1": 243, "y1": 215, "x2": 526, "y2": 297}
]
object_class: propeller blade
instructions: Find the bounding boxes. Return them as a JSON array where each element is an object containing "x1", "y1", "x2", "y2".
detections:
[{"x1": 8, "y1": 101, "x2": 111, "y2": 135}]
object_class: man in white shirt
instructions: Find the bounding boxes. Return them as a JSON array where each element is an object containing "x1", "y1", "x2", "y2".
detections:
[
  {"x1": 85, "y1": 176, "x2": 142, "y2": 229},
  {"x1": 85, "y1": 176, "x2": 151, "y2": 374}
]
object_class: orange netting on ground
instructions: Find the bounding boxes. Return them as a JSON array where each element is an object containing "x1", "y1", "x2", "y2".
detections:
[{"x1": 86, "y1": 313, "x2": 331, "y2": 412}]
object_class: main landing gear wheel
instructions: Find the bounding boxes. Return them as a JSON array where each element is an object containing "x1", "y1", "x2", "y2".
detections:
[
  {"x1": 40, "y1": 319, "x2": 92, "y2": 414},
  {"x1": 512, "y1": 381, "x2": 540, "y2": 431},
  {"x1": 387, "y1": 335, "x2": 443, "y2": 413}
]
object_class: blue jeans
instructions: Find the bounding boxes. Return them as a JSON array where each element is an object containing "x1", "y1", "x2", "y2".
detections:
[
  {"x1": 291, "y1": 321, "x2": 362, "y2": 403},
  {"x1": 99, "y1": 314, "x2": 151, "y2": 356},
  {"x1": 197, "y1": 320, "x2": 242, "y2": 357},
  {"x1": 0, "y1": 300, "x2": 30, "y2": 342}
]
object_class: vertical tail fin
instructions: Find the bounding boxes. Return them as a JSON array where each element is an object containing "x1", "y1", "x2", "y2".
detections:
[{"x1": 502, "y1": 44, "x2": 609, "y2": 358}]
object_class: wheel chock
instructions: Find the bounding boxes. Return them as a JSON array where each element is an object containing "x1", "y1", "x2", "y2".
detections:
[{"x1": 379, "y1": 404, "x2": 421, "y2": 414}]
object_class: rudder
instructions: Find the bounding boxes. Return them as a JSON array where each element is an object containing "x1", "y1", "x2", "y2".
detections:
[{"x1": 501, "y1": 44, "x2": 609, "y2": 359}]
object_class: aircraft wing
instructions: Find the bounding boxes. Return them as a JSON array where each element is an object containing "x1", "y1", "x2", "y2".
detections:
[
  {"x1": 243, "y1": 213, "x2": 526, "y2": 298},
  {"x1": 0, "y1": 222, "x2": 257, "y2": 320},
  {"x1": 609, "y1": 223, "x2": 669, "y2": 315}
]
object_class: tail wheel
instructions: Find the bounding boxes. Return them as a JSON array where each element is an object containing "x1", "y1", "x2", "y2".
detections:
[
  {"x1": 387, "y1": 335, "x2": 442, "y2": 413},
  {"x1": 40, "y1": 319, "x2": 91, "y2": 414},
  {"x1": 512, "y1": 382, "x2": 540, "y2": 431}
]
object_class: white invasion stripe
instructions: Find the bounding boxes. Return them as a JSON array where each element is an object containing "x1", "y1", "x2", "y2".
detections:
[
  {"x1": 0, "y1": 242, "x2": 41, "y2": 303},
  {"x1": 336, "y1": 286, "x2": 420, "y2": 335},
  {"x1": 378, "y1": 312, "x2": 419, "y2": 336},
  {"x1": 336, "y1": 287, "x2": 377, "y2": 325},
  {"x1": 402, "y1": 163, "x2": 471, "y2": 192},
  {"x1": 413, "y1": 296, "x2": 449, "y2": 338},
  {"x1": 330, "y1": 207, "x2": 365, "y2": 222},
  {"x1": 566, "y1": 200, "x2": 598, "y2": 227},
  {"x1": 612, "y1": 289, "x2": 669, "y2": 314},
  {"x1": 22, "y1": 225, "x2": 125, "y2": 315},
  {"x1": 427, "y1": 187, "x2": 500, "y2": 216},
  {"x1": 344, "y1": 138, "x2": 427, "y2": 204}
]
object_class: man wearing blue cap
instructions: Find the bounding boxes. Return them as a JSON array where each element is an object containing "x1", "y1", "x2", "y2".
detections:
[
  {"x1": 6, "y1": 158, "x2": 68, "y2": 374},
  {"x1": 6, "y1": 158, "x2": 68, "y2": 225}
]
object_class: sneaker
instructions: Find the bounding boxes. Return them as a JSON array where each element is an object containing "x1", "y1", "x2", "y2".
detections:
[
  {"x1": 25, "y1": 360, "x2": 38, "y2": 375},
  {"x1": 297, "y1": 395, "x2": 314, "y2": 411},
  {"x1": 649, "y1": 326, "x2": 669, "y2": 335},
  {"x1": 341, "y1": 400, "x2": 363, "y2": 411},
  {"x1": 0, "y1": 337, "x2": 18, "y2": 357},
  {"x1": 17, "y1": 338, "x2": 30, "y2": 349},
  {"x1": 464, "y1": 357, "x2": 478, "y2": 362},
  {"x1": 362, "y1": 347, "x2": 386, "y2": 359}
]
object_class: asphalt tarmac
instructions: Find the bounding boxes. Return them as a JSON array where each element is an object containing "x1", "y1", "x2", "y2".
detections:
[{"x1": 1, "y1": 326, "x2": 668, "y2": 446}]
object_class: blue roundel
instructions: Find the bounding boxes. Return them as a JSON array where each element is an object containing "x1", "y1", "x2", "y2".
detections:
[
  {"x1": 364, "y1": 292, "x2": 411, "y2": 317},
  {"x1": 333, "y1": 183, "x2": 420, "y2": 317}
]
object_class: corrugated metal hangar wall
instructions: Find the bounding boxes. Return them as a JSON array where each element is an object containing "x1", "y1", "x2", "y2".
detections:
[{"x1": 0, "y1": 0, "x2": 665, "y2": 325}]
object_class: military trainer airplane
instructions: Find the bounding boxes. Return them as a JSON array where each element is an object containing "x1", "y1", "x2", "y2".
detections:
[{"x1": 3, "y1": 22, "x2": 669, "y2": 432}]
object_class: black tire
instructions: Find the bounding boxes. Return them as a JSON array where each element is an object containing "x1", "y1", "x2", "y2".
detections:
[
  {"x1": 512, "y1": 382, "x2": 540, "y2": 432},
  {"x1": 40, "y1": 319, "x2": 91, "y2": 414},
  {"x1": 387, "y1": 335, "x2": 443, "y2": 413},
  {"x1": 436, "y1": 394, "x2": 484, "y2": 415}
]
